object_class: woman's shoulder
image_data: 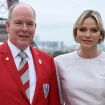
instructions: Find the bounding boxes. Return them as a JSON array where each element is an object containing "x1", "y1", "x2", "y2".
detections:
[{"x1": 54, "y1": 51, "x2": 77, "y2": 61}]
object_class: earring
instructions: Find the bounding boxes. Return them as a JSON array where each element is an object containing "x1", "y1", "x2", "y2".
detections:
[
  {"x1": 99, "y1": 36, "x2": 102, "y2": 39},
  {"x1": 76, "y1": 36, "x2": 78, "y2": 42}
]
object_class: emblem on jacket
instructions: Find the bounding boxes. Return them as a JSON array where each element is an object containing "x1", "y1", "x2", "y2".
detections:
[{"x1": 43, "y1": 83, "x2": 49, "y2": 98}]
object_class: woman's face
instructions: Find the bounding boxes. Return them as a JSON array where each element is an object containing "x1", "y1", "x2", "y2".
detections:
[{"x1": 76, "y1": 17, "x2": 101, "y2": 49}]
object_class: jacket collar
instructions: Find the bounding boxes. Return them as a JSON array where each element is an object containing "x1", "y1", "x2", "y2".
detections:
[{"x1": 0, "y1": 41, "x2": 44, "y2": 104}]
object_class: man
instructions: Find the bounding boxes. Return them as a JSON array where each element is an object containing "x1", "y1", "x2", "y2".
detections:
[{"x1": 0, "y1": 3, "x2": 61, "y2": 105}]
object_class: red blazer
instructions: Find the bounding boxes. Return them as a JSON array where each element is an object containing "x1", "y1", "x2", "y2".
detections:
[{"x1": 0, "y1": 41, "x2": 61, "y2": 105}]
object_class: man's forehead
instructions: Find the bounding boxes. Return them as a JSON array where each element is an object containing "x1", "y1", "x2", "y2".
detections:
[
  {"x1": 9, "y1": 4, "x2": 36, "y2": 21},
  {"x1": 11, "y1": 5, "x2": 35, "y2": 18},
  {"x1": 13, "y1": 4, "x2": 33, "y2": 12}
]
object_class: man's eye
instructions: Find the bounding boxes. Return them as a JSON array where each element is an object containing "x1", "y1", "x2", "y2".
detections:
[
  {"x1": 15, "y1": 22, "x2": 22, "y2": 25},
  {"x1": 27, "y1": 23, "x2": 34, "y2": 26}
]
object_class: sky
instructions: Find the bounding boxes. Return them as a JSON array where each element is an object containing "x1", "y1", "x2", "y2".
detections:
[{"x1": 0, "y1": 0, "x2": 105, "y2": 46}]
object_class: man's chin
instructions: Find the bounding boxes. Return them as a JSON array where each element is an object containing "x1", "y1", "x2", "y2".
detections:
[{"x1": 17, "y1": 43, "x2": 29, "y2": 50}]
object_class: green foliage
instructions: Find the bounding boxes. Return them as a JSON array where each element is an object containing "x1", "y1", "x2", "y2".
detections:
[{"x1": 49, "y1": 51, "x2": 69, "y2": 57}]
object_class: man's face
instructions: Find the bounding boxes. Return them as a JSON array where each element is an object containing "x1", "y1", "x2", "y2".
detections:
[{"x1": 6, "y1": 5, "x2": 36, "y2": 50}]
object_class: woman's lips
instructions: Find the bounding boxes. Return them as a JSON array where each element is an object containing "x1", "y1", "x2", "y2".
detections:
[{"x1": 83, "y1": 40, "x2": 92, "y2": 43}]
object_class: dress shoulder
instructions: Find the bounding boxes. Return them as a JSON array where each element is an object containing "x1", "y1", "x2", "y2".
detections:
[{"x1": 54, "y1": 51, "x2": 77, "y2": 61}]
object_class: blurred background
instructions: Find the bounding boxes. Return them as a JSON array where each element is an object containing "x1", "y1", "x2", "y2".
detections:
[{"x1": 0, "y1": 0, "x2": 105, "y2": 57}]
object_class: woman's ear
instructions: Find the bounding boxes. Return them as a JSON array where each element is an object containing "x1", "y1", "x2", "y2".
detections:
[
  {"x1": 99, "y1": 36, "x2": 102, "y2": 39},
  {"x1": 99, "y1": 33, "x2": 104, "y2": 39}
]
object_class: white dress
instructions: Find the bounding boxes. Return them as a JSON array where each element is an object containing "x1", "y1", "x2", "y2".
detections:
[{"x1": 54, "y1": 51, "x2": 105, "y2": 105}]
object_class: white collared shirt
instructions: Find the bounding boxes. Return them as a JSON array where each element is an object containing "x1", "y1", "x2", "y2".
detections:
[{"x1": 8, "y1": 40, "x2": 36, "y2": 104}]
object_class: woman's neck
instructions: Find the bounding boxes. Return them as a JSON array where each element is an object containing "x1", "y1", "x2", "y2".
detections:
[{"x1": 78, "y1": 48, "x2": 101, "y2": 58}]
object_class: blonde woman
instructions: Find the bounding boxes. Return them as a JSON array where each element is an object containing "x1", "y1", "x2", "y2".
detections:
[{"x1": 55, "y1": 10, "x2": 105, "y2": 105}]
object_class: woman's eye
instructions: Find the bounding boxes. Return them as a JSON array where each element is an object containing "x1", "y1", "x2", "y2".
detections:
[
  {"x1": 91, "y1": 29, "x2": 98, "y2": 33},
  {"x1": 79, "y1": 28, "x2": 86, "y2": 32}
]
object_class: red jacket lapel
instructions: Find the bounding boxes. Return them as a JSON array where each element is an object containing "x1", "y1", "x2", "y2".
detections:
[
  {"x1": 0, "y1": 41, "x2": 29, "y2": 102},
  {"x1": 30, "y1": 47, "x2": 44, "y2": 104}
]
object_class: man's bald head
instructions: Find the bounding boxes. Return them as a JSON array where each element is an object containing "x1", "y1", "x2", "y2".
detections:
[{"x1": 8, "y1": 3, "x2": 36, "y2": 21}]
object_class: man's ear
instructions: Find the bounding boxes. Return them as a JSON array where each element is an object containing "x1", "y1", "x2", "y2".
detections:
[
  {"x1": 6, "y1": 20, "x2": 10, "y2": 33},
  {"x1": 35, "y1": 23, "x2": 37, "y2": 28}
]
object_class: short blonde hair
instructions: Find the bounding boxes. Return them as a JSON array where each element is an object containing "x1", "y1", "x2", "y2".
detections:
[{"x1": 73, "y1": 10, "x2": 105, "y2": 44}]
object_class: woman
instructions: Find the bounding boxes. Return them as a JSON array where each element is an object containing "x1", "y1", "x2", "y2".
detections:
[{"x1": 55, "y1": 10, "x2": 105, "y2": 105}]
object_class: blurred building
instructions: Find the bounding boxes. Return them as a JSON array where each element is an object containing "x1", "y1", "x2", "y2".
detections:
[
  {"x1": 0, "y1": 18, "x2": 8, "y2": 42},
  {"x1": 35, "y1": 34, "x2": 64, "y2": 52},
  {"x1": 35, "y1": 34, "x2": 65, "y2": 52},
  {"x1": 0, "y1": 0, "x2": 19, "y2": 42},
  {"x1": 37, "y1": 41, "x2": 64, "y2": 49},
  {"x1": 6, "y1": 0, "x2": 19, "y2": 9}
]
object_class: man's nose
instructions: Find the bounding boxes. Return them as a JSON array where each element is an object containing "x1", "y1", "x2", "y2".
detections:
[{"x1": 22, "y1": 24, "x2": 28, "y2": 31}]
